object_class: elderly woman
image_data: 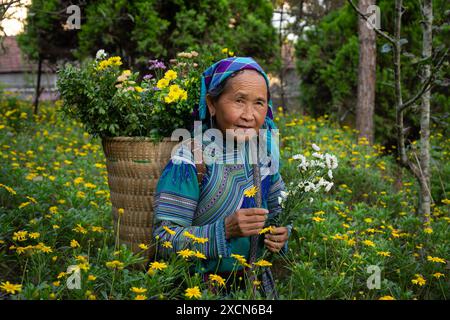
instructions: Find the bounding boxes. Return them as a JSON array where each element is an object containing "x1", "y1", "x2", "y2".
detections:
[{"x1": 152, "y1": 57, "x2": 291, "y2": 294}]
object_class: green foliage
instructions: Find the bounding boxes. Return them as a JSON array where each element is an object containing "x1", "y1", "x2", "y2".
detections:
[
  {"x1": 0, "y1": 97, "x2": 449, "y2": 299},
  {"x1": 295, "y1": 0, "x2": 450, "y2": 145},
  {"x1": 56, "y1": 51, "x2": 214, "y2": 139},
  {"x1": 75, "y1": 0, "x2": 278, "y2": 71},
  {"x1": 17, "y1": 0, "x2": 78, "y2": 62}
]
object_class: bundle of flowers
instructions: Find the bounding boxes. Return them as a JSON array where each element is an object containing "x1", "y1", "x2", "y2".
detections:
[{"x1": 57, "y1": 50, "x2": 209, "y2": 140}]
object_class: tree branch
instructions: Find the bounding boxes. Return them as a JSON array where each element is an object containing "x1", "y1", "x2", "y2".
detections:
[
  {"x1": 398, "y1": 48, "x2": 449, "y2": 112},
  {"x1": 347, "y1": 0, "x2": 396, "y2": 44}
]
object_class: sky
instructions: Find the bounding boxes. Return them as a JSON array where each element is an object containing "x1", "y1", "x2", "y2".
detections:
[{"x1": 1, "y1": 0, "x2": 30, "y2": 36}]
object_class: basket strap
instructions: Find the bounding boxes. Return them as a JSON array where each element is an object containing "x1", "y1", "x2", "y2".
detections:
[
  {"x1": 195, "y1": 162, "x2": 206, "y2": 188},
  {"x1": 190, "y1": 139, "x2": 206, "y2": 188}
]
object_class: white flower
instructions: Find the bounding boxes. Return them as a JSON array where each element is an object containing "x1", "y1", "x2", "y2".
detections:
[
  {"x1": 328, "y1": 169, "x2": 333, "y2": 180},
  {"x1": 312, "y1": 152, "x2": 324, "y2": 160},
  {"x1": 312, "y1": 143, "x2": 321, "y2": 151},
  {"x1": 95, "y1": 49, "x2": 107, "y2": 60},
  {"x1": 325, "y1": 182, "x2": 334, "y2": 192},
  {"x1": 292, "y1": 154, "x2": 305, "y2": 160},
  {"x1": 325, "y1": 153, "x2": 338, "y2": 169},
  {"x1": 309, "y1": 197, "x2": 314, "y2": 203}
]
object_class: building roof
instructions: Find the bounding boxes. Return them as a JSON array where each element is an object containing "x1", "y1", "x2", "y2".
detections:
[{"x1": 0, "y1": 36, "x2": 53, "y2": 74}]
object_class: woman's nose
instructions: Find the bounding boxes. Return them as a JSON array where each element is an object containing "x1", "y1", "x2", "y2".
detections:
[{"x1": 241, "y1": 104, "x2": 254, "y2": 121}]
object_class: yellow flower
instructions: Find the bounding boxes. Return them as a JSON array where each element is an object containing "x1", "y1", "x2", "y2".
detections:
[
  {"x1": 96, "y1": 56, "x2": 122, "y2": 71},
  {"x1": 73, "y1": 224, "x2": 88, "y2": 234},
  {"x1": 150, "y1": 261, "x2": 168, "y2": 271},
  {"x1": 53, "y1": 281, "x2": 60, "y2": 287},
  {"x1": 135, "y1": 295, "x2": 147, "y2": 300},
  {"x1": 117, "y1": 208, "x2": 125, "y2": 216},
  {"x1": 70, "y1": 239, "x2": 80, "y2": 248},
  {"x1": 183, "y1": 231, "x2": 196, "y2": 240},
  {"x1": 36, "y1": 243, "x2": 53, "y2": 253},
  {"x1": 377, "y1": 251, "x2": 391, "y2": 257},
  {"x1": 185, "y1": 286, "x2": 201, "y2": 299},
  {"x1": 362, "y1": 240, "x2": 375, "y2": 247},
  {"x1": 131, "y1": 287, "x2": 147, "y2": 294},
  {"x1": 18, "y1": 202, "x2": 31, "y2": 209},
  {"x1": 88, "y1": 275, "x2": 97, "y2": 281},
  {"x1": 177, "y1": 249, "x2": 195, "y2": 259},
  {"x1": 162, "y1": 241, "x2": 173, "y2": 248},
  {"x1": 0, "y1": 281, "x2": 22, "y2": 294},
  {"x1": 193, "y1": 251, "x2": 206, "y2": 260},
  {"x1": 138, "y1": 243, "x2": 149, "y2": 250},
  {"x1": 427, "y1": 255, "x2": 446, "y2": 264},
  {"x1": 49, "y1": 206, "x2": 58, "y2": 214},
  {"x1": 411, "y1": 274, "x2": 426, "y2": 286},
  {"x1": 253, "y1": 259, "x2": 272, "y2": 267},
  {"x1": 73, "y1": 177, "x2": 84, "y2": 185},
  {"x1": 379, "y1": 295, "x2": 395, "y2": 300},
  {"x1": 209, "y1": 274, "x2": 226, "y2": 287},
  {"x1": 312, "y1": 216, "x2": 325, "y2": 223},
  {"x1": 164, "y1": 70, "x2": 177, "y2": 81},
  {"x1": 91, "y1": 226, "x2": 104, "y2": 233},
  {"x1": 193, "y1": 236, "x2": 208, "y2": 244},
  {"x1": 157, "y1": 78, "x2": 170, "y2": 89},
  {"x1": 432, "y1": 272, "x2": 445, "y2": 279},
  {"x1": 0, "y1": 183, "x2": 17, "y2": 195},
  {"x1": 84, "y1": 182, "x2": 97, "y2": 189},
  {"x1": 424, "y1": 227, "x2": 433, "y2": 234},
  {"x1": 259, "y1": 226, "x2": 275, "y2": 235},
  {"x1": 28, "y1": 232, "x2": 40, "y2": 239},
  {"x1": 12, "y1": 230, "x2": 28, "y2": 241},
  {"x1": 244, "y1": 186, "x2": 258, "y2": 198},
  {"x1": 57, "y1": 272, "x2": 67, "y2": 279},
  {"x1": 163, "y1": 226, "x2": 176, "y2": 236},
  {"x1": 106, "y1": 260, "x2": 124, "y2": 270}
]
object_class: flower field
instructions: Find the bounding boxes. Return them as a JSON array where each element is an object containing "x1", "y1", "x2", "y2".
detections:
[{"x1": 0, "y1": 95, "x2": 448, "y2": 300}]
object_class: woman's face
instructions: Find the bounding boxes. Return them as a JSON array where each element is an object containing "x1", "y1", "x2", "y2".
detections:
[{"x1": 206, "y1": 69, "x2": 268, "y2": 143}]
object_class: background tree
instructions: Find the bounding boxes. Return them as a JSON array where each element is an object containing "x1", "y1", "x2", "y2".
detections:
[
  {"x1": 17, "y1": 0, "x2": 78, "y2": 113},
  {"x1": 349, "y1": 0, "x2": 448, "y2": 218},
  {"x1": 76, "y1": 0, "x2": 279, "y2": 72},
  {"x1": 295, "y1": 0, "x2": 449, "y2": 147}
]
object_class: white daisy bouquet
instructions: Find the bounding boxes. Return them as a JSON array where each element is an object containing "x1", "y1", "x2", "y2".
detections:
[{"x1": 275, "y1": 143, "x2": 339, "y2": 227}]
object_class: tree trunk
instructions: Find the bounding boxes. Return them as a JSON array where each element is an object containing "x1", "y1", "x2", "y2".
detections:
[
  {"x1": 355, "y1": 0, "x2": 376, "y2": 145},
  {"x1": 279, "y1": 2, "x2": 287, "y2": 111},
  {"x1": 33, "y1": 56, "x2": 42, "y2": 115},
  {"x1": 419, "y1": 0, "x2": 433, "y2": 218}
]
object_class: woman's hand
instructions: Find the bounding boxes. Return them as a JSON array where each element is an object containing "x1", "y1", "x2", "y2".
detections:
[
  {"x1": 264, "y1": 227, "x2": 289, "y2": 253},
  {"x1": 225, "y1": 208, "x2": 268, "y2": 239}
]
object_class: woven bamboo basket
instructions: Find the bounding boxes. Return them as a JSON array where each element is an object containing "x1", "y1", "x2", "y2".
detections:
[{"x1": 101, "y1": 136, "x2": 179, "y2": 262}]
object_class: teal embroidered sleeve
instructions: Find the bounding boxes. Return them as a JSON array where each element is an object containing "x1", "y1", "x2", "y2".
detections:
[{"x1": 152, "y1": 159, "x2": 231, "y2": 260}]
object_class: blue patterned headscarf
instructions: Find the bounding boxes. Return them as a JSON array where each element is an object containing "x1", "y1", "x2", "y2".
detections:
[
  {"x1": 194, "y1": 57, "x2": 276, "y2": 132},
  {"x1": 193, "y1": 57, "x2": 280, "y2": 173}
]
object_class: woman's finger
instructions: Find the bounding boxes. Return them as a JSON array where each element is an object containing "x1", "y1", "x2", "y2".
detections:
[
  {"x1": 264, "y1": 238, "x2": 284, "y2": 252},
  {"x1": 270, "y1": 227, "x2": 288, "y2": 236},
  {"x1": 265, "y1": 233, "x2": 288, "y2": 242},
  {"x1": 264, "y1": 239, "x2": 278, "y2": 252}
]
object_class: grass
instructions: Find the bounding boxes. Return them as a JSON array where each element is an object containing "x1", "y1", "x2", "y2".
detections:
[{"x1": 0, "y1": 95, "x2": 448, "y2": 300}]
